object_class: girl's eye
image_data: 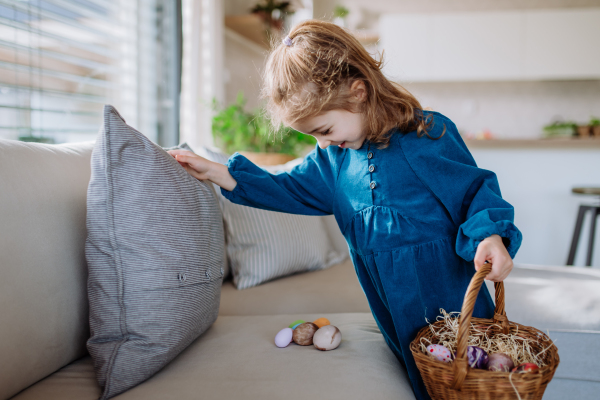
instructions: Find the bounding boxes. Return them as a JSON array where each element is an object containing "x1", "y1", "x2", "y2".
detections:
[{"x1": 321, "y1": 128, "x2": 330, "y2": 136}]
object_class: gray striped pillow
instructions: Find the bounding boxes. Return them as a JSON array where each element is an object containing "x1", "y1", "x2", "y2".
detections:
[
  {"x1": 196, "y1": 146, "x2": 347, "y2": 290},
  {"x1": 163, "y1": 143, "x2": 230, "y2": 282},
  {"x1": 85, "y1": 105, "x2": 224, "y2": 399}
]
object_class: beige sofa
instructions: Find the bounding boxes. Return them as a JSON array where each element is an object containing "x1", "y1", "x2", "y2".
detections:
[
  {"x1": 2, "y1": 139, "x2": 599, "y2": 400},
  {"x1": 0, "y1": 139, "x2": 416, "y2": 400}
]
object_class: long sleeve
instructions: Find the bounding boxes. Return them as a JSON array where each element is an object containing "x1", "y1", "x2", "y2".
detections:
[
  {"x1": 399, "y1": 112, "x2": 522, "y2": 261},
  {"x1": 220, "y1": 145, "x2": 342, "y2": 216}
]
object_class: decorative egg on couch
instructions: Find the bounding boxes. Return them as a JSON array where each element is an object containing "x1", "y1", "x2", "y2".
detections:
[
  {"x1": 313, "y1": 325, "x2": 342, "y2": 351},
  {"x1": 292, "y1": 322, "x2": 319, "y2": 345}
]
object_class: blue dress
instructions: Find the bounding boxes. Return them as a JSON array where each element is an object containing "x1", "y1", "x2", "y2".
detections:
[{"x1": 221, "y1": 110, "x2": 522, "y2": 400}]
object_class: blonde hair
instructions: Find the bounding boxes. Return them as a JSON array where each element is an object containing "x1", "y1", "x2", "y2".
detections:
[{"x1": 262, "y1": 19, "x2": 442, "y2": 147}]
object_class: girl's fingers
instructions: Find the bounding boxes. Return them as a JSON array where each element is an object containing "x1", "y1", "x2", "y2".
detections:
[
  {"x1": 167, "y1": 149, "x2": 193, "y2": 155},
  {"x1": 175, "y1": 154, "x2": 196, "y2": 168},
  {"x1": 168, "y1": 151, "x2": 210, "y2": 180},
  {"x1": 167, "y1": 150, "x2": 194, "y2": 160},
  {"x1": 486, "y1": 259, "x2": 513, "y2": 282},
  {"x1": 473, "y1": 250, "x2": 489, "y2": 271}
]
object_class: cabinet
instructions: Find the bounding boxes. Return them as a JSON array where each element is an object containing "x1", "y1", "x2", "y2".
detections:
[{"x1": 380, "y1": 8, "x2": 600, "y2": 82}]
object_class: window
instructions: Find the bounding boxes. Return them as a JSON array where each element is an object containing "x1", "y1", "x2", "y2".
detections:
[{"x1": 0, "y1": 0, "x2": 181, "y2": 146}]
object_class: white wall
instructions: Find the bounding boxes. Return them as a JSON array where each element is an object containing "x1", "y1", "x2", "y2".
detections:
[
  {"x1": 223, "y1": 30, "x2": 267, "y2": 111},
  {"x1": 404, "y1": 80, "x2": 600, "y2": 139},
  {"x1": 470, "y1": 147, "x2": 600, "y2": 268}
]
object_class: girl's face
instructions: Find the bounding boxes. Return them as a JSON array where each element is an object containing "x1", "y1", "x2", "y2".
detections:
[{"x1": 291, "y1": 109, "x2": 367, "y2": 150}]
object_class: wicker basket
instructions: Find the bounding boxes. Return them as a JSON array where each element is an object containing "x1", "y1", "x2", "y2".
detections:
[{"x1": 410, "y1": 264, "x2": 560, "y2": 400}]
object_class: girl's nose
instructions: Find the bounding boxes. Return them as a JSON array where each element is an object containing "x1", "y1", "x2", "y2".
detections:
[{"x1": 317, "y1": 138, "x2": 330, "y2": 149}]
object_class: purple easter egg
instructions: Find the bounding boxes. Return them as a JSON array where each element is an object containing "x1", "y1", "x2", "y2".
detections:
[
  {"x1": 466, "y1": 346, "x2": 489, "y2": 369},
  {"x1": 487, "y1": 353, "x2": 515, "y2": 372}
]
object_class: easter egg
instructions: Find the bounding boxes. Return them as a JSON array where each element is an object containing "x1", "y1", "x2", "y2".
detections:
[
  {"x1": 292, "y1": 322, "x2": 319, "y2": 345},
  {"x1": 313, "y1": 325, "x2": 342, "y2": 351},
  {"x1": 313, "y1": 317, "x2": 331, "y2": 328},
  {"x1": 512, "y1": 363, "x2": 539, "y2": 374},
  {"x1": 274, "y1": 328, "x2": 293, "y2": 348},
  {"x1": 466, "y1": 346, "x2": 489, "y2": 369},
  {"x1": 486, "y1": 353, "x2": 515, "y2": 372},
  {"x1": 426, "y1": 344, "x2": 452, "y2": 363},
  {"x1": 289, "y1": 320, "x2": 305, "y2": 329}
]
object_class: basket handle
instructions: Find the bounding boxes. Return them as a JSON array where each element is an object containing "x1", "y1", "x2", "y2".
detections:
[{"x1": 450, "y1": 262, "x2": 511, "y2": 390}]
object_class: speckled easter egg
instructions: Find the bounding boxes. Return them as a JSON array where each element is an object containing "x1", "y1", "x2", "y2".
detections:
[
  {"x1": 426, "y1": 344, "x2": 453, "y2": 362},
  {"x1": 313, "y1": 317, "x2": 331, "y2": 328},
  {"x1": 512, "y1": 363, "x2": 539, "y2": 374},
  {"x1": 275, "y1": 328, "x2": 293, "y2": 348},
  {"x1": 487, "y1": 353, "x2": 515, "y2": 372},
  {"x1": 292, "y1": 322, "x2": 319, "y2": 345},
  {"x1": 289, "y1": 320, "x2": 305, "y2": 329},
  {"x1": 466, "y1": 346, "x2": 489, "y2": 369},
  {"x1": 313, "y1": 325, "x2": 342, "y2": 351}
]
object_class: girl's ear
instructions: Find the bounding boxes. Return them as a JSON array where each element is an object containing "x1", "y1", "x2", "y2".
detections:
[{"x1": 349, "y1": 80, "x2": 367, "y2": 103}]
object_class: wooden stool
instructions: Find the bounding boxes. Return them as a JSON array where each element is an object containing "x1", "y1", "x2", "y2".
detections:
[{"x1": 566, "y1": 187, "x2": 600, "y2": 266}]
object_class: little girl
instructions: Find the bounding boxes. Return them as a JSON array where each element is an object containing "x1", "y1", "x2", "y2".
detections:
[{"x1": 168, "y1": 20, "x2": 522, "y2": 400}]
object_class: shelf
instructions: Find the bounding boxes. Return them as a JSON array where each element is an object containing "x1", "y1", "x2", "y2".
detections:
[
  {"x1": 224, "y1": 14, "x2": 380, "y2": 50},
  {"x1": 225, "y1": 14, "x2": 270, "y2": 50},
  {"x1": 464, "y1": 138, "x2": 600, "y2": 150},
  {"x1": 224, "y1": 28, "x2": 267, "y2": 56}
]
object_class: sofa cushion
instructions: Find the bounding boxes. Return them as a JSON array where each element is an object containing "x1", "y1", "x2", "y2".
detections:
[
  {"x1": 0, "y1": 139, "x2": 94, "y2": 400},
  {"x1": 85, "y1": 105, "x2": 225, "y2": 399},
  {"x1": 219, "y1": 257, "x2": 371, "y2": 316},
  {"x1": 11, "y1": 313, "x2": 416, "y2": 400},
  {"x1": 195, "y1": 145, "x2": 347, "y2": 290}
]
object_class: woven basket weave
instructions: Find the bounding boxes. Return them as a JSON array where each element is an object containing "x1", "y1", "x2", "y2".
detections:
[{"x1": 410, "y1": 264, "x2": 560, "y2": 400}]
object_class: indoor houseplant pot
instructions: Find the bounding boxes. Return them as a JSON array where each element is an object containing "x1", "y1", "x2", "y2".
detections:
[
  {"x1": 590, "y1": 117, "x2": 600, "y2": 138},
  {"x1": 212, "y1": 93, "x2": 316, "y2": 165}
]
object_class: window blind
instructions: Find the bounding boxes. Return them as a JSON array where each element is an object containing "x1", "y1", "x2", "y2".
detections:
[{"x1": 0, "y1": 0, "x2": 181, "y2": 145}]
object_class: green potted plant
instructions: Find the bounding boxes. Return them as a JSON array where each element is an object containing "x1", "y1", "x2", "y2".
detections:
[
  {"x1": 212, "y1": 92, "x2": 316, "y2": 165},
  {"x1": 590, "y1": 116, "x2": 600, "y2": 138},
  {"x1": 542, "y1": 120, "x2": 577, "y2": 138}
]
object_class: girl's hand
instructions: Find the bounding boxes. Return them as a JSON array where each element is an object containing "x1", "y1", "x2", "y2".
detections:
[
  {"x1": 166, "y1": 149, "x2": 238, "y2": 191},
  {"x1": 473, "y1": 234, "x2": 513, "y2": 282},
  {"x1": 167, "y1": 149, "x2": 213, "y2": 180}
]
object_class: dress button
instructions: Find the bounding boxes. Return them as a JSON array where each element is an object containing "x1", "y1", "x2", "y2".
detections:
[
  {"x1": 369, "y1": 165, "x2": 375, "y2": 173},
  {"x1": 367, "y1": 152, "x2": 373, "y2": 159},
  {"x1": 370, "y1": 181, "x2": 377, "y2": 189}
]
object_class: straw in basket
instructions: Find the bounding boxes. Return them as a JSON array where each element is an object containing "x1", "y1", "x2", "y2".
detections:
[{"x1": 410, "y1": 263, "x2": 560, "y2": 400}]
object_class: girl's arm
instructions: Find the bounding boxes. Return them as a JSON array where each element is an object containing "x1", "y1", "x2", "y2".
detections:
[
  {"x1": 168, "y1": 146, "x2": 339, "y2": 216},
  {"x1": 399, "y1": 112, "x2": 522, "y2": 282}
]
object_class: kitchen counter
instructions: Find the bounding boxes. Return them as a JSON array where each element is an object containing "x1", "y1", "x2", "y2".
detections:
[{"x1": 464, "y1": 138, "x2": 600, "y2": 149}]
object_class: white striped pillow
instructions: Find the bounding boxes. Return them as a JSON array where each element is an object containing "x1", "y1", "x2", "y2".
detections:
[{"x1": 195, "y1": 146, "x2": 347, "y2": 290}]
